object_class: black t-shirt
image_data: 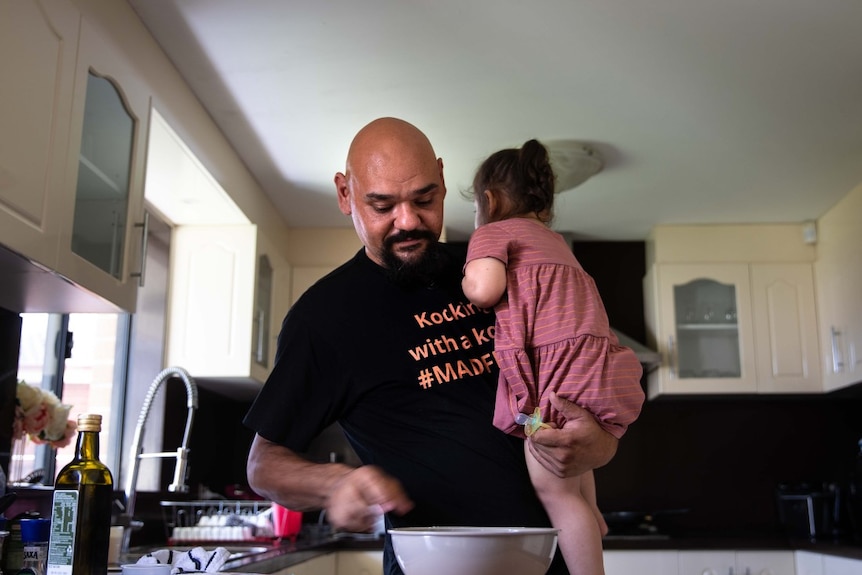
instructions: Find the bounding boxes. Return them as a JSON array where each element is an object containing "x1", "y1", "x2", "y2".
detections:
[{"x1": 244, "y1": 245, "x2": 568, "y2": 574}]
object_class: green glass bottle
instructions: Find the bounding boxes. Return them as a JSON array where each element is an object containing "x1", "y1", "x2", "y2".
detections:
[{"x1": 46, "y1": 414, "x2": 113, "y2": 575}]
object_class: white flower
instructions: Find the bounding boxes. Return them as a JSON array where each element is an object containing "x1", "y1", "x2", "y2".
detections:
[
  {"x1": 16, "y1": 382, "x2": 41, "y2": 412},
  {"x1": 43, "y1": 402, "x2": 73, "y2": 441},
  {"x1": 15, "y1": 381, "x2": 75, "y2": 448}
]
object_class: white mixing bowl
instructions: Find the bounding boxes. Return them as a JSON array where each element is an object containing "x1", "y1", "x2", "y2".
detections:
[{"x1": 389, "y1": 526, "x2": 559, "y2": 575}]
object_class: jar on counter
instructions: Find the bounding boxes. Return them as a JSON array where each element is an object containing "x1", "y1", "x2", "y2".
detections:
[{"x1": 18, "y1": 518, "x2": 49, "y2": 575}]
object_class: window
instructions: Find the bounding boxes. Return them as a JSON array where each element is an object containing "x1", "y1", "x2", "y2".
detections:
[{"x1": 13, "y1": 312, "x2": 126, "y2": 484}]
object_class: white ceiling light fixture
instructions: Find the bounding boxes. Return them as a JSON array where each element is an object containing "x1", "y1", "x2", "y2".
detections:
[{"x1": 545, "y1": 140, "x2": 604, "y2": 193}]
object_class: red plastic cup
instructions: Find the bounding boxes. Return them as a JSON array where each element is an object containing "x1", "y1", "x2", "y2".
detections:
[{"x1": 272, "y1": 503, "x2": 303, "y2": 540}]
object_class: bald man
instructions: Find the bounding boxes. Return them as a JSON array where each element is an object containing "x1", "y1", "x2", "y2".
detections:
[{"x1": 244, "y1": 118, "x2": 617, "y2": 575}]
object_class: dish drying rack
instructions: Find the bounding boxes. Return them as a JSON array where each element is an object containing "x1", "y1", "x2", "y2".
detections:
[{"x1": 160, "y1": 500, "x2": 275, "y2": 543}]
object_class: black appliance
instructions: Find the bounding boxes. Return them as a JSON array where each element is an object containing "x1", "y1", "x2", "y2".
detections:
[
  {"x1": 601, "y1": 509, "x2": 688, "y2": 540},
  {"x1": 775, "y1": 482, "x2": 842, "y2": 541}
]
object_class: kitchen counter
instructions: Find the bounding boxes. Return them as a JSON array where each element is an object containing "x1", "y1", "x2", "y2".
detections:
[
  {"x1": 203, "y1": 534, "x2": 385, "y2": 574},
  {"x1": 119, "y1": 531, "x2": 862, "y2": 573},
  {"x1": 214, "y1": 532, "x2": 862, "y2": 573}
]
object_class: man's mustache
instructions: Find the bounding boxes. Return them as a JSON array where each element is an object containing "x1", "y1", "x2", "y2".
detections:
[{"x1": 384, "y1": 230, "x2": 436, "y2": 248}]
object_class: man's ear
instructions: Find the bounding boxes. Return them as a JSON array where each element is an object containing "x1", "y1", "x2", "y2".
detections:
[{"x1": 335, "y1": 172, "x2": 351, "y2": 215}]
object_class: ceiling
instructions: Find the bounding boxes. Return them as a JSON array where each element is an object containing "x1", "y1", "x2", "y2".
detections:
[{"x1": 128, "y1": 0, "x2": 862, "y2": 242}]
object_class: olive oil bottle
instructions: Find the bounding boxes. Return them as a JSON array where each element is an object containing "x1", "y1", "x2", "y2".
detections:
[{"x1": 46, "y1": 414, "x2": 113, "y2": 575}]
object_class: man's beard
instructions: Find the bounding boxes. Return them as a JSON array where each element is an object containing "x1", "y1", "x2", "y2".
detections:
[{"x1": 381, "y1": 230, "x2": 445, "y2": 289}]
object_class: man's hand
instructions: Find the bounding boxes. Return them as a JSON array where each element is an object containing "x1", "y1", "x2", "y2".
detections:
[
  {"x1": 527, "y1": 392, "x2": 618, "y2": 478},
  {"x1": 247, "y1": 435, "x2": 413, "y2": 533},
  {"x1": 326, "y1": 465, "x2": 414, "y2": 532}
]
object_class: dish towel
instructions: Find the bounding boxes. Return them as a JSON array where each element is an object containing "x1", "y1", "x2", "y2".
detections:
[{"x1": 137, "y1": 546, "x2": 231, "y2": 573}]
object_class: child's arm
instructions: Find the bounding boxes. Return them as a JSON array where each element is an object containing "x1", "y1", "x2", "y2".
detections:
[{"x1": 462, "y1": 256, "x2": 507, "y2": 308}]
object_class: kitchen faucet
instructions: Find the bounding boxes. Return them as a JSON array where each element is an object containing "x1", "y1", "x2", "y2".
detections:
[{"x1": 120, "y1": 366, "x2": 198, "y2": 553}]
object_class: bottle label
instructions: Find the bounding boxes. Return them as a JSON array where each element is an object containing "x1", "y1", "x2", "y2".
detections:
[{"x1": 46, "y1": 490, "x2": 78, "y2": 575}]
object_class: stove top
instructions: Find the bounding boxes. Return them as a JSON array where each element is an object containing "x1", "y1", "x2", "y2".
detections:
[
  {"x1": 602, "y1": 508, "x2": 688, "y2": 541},
  {"x1": 603, "y1": 533, "x2": 671, "y2": 541}
]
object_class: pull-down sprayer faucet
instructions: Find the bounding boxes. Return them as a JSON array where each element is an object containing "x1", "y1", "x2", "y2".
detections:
[{"x1": 120, "y1": 366, "x2": 198, "y2": 553}]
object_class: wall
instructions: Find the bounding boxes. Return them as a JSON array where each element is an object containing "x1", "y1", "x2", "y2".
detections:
[
  {"x1": 647, "y1": 223, "x2": 816, "y2": 265},
  {"x1": 285, "y1": 228, "x2": 362, "y2": 306}
]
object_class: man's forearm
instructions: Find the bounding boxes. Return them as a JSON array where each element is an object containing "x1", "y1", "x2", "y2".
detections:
[{"x1": 246, "y1": 434, "x2": 353, "y2": 511}]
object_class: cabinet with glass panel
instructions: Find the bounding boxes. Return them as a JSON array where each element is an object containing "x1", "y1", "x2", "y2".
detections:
[
  {"x1": 645, "y1": 263, "x2": 758, "y2": 395},
  {"x1": 644, "y1": 226, "x2": 821, "y2": 398},
  {"x1": 53, "y1": 18, "x2": 150, "y2": 312}
]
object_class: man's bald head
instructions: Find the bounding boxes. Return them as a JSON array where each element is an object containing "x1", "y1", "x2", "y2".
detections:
[{"x1": 345, "y1": 117, "x2": 438, "y2": 184}]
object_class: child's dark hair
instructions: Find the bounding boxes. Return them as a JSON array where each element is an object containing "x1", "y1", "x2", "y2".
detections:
[{"x1": 472, "y1": 139, "x2": 556, "y2": 223}]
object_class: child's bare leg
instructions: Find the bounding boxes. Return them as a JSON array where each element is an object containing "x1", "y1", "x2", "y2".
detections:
[
  {"x1": 579, "y1": 469, "x2": 609, "y2": 537},
  {"x1": 524, "y1": 442, "x2": 605, "y2": 575}
]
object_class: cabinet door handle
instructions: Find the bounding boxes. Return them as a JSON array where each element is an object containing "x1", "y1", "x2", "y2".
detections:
[
  {"x1": 831, "y1": 326, "x2": 845, "y2": 373},
  {"x1": 255, "y1": 308, "x2": 266, "y2": 363},
  {"x1": 668, "y1": 335, "x2": 677, "y2": 378},
  {"x1": 131, "y1": 212, "x2": 149, "y2": 287}
]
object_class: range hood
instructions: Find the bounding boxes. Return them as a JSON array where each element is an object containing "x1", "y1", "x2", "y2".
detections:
[{"x1": 611, "y1": 328, "x2": 661, "y2": 372}]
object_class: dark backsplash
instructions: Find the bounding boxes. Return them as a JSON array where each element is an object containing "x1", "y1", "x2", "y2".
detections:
[
  {"x1": 174, "y1": 378, "x2": 862, "y2": 537},
  {"x1": 163, "y1": 385, "x2": 257, "y2": 496},
  {"x1": 166, "y1": 241, "x2": 862, "y2": 538},
  {"x1": 594, "y1": 391, "x2": 862, "y2": 535}
]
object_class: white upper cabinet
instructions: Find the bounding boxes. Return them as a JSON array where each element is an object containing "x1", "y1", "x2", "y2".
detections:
[
  {"x1": 644, "y1": 225, "x2": 821, "y2": 397},
  {"x1": 750, "y1": 264, "x2": 821, "y2": 393},
  {"x1": 53, "y1": 18, "x2": 150, "y2": 312},
  {"x1": 646, "y1": 263, "x2": 757, "y2": 395},
  {"x1": 167, "y1": 225, "x2": 289, "y2": 394},
  {"x1": 816, "y1": 184, "x2": 862, "y2": 392},
  {"x1": 0, "y1": 0, "x2": 79, "y2": 269},
  {"x1": 254, "y1": 232, "x2": 292, "y2": 376}
]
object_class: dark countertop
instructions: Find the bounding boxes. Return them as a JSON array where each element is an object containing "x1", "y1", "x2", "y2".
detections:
[
  {"x1": 222, "y1": 535, "x2": 385, "y2": 573},
  {"x1": 217, "y1": 532, "x2": 862, "y2": 573}
]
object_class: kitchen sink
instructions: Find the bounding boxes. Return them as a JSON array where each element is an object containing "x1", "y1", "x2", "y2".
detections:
[
  {"x1": 115, "y1": 543, "x2": 274, "y2": 570},
  {"x1": 171, "y1": 544, "x2": 271, "y2": 561}
]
